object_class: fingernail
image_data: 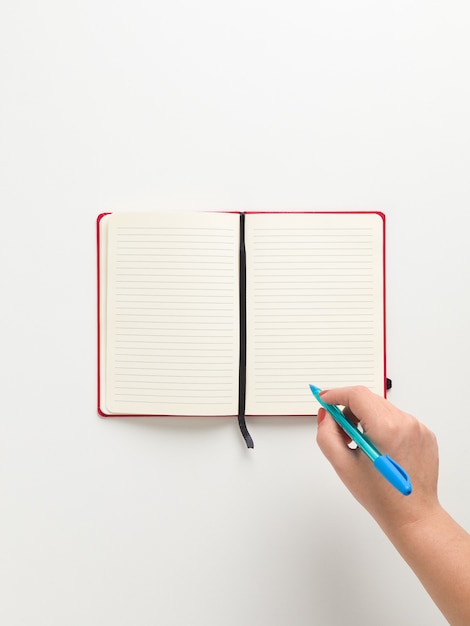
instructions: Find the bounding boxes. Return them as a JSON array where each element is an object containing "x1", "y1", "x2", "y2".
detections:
[
  {"x1": 317, "y1": 408, "x2": 326, "y2": 424},
  {"x1": 319, "y1": 389, "x2": 329, "y2": 396}
]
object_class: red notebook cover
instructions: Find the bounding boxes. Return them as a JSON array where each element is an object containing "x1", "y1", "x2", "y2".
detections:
[{"x1": 97, "y1": 211, "x2": 387, "y2": 420}]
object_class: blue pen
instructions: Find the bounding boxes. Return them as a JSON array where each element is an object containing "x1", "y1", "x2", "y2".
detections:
[{"x1": 309, "y1": 384, "x2": 412, "y2": 496}]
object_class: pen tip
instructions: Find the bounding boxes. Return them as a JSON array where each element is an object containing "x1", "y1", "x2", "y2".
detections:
[{"x1": 309, "y1": 384, "x2": 320, "y2": 394}]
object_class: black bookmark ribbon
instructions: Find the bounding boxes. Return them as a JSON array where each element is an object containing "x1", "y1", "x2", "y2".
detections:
[{"x1": 238, "y1": 213, "x2": 253, "y2": 448}]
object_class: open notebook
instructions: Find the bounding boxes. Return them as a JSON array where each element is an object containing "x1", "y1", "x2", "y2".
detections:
[{"x1": 98, "y1": 211, "x2": 386, "y2": 445}]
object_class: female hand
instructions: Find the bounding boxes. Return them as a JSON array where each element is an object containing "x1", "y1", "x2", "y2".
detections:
[
  {"x1": 316, "y1": 386, "x2": 440, "y2": 533},
  {"x1": 317, "y1": 386, "x2": 470, "y2": 626}
]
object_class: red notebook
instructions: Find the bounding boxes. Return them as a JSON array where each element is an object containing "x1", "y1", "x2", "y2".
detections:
[{"x1": 97, "y1": 211, "x2": 386, "y2": 440}]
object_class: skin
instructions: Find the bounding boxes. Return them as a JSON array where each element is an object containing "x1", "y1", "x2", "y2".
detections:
[{"x1": 316, "y1": 386, "x2": 470, "y2": 626}]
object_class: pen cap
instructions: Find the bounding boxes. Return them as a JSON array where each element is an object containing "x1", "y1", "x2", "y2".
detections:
[{"x1": 374, "y1": 455, "x2": 412, "y2": 496}]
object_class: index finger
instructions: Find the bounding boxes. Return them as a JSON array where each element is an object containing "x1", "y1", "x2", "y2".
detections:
[{"x1": 320, "y1": 386, "x2": 394, "y2": 431}]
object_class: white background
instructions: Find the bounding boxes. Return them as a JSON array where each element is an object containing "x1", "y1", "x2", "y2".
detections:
[{"x1": 1, "y1": 1, "x2": 469, "y2": 625}]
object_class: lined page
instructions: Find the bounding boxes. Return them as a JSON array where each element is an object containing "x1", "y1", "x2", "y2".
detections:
[
  {"x1": 103, "y1": 212, "x2": 240, "y2": 416},
  {"x1": 244, "y1": 213, "x2": 384, "y2": 415}
]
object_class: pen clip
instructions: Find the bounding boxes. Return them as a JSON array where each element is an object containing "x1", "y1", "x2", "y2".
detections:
[{"x1": 374, "y1": 455, "x2": 412, "y2": 496}]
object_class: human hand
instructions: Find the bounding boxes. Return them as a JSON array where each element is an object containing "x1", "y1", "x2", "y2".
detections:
[{"x1": 316, "y1": 386, "x2": 441, "y2": 534}]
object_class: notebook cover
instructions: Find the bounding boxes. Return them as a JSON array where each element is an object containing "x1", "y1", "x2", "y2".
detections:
[{"x1": 97, "y1": 211, "x2": 387, "y2": 417}]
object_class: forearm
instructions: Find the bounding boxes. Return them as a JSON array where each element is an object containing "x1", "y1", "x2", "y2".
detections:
[
  {"x1": 316, "y1": 387, "x2": 470, "y2": 623},
  {"x1": 381, "y1": 506, "x2": 470, "y2": 626}
]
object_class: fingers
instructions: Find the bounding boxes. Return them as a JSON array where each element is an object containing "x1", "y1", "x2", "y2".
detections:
[
  {"x1": 315, "y1": 387, "x2": 441, "y2": 524},
  {"x1": 319, "y1": 386, "x2": 393, "y2": 434},
  {"x1": 320, "y1": 385, "x2": 380, "y2": 410},
  {"x1": 317, "y1": 386, "x2": 417, "y2": 462},
  {"x1": 317, "y1": 407, "x2": 357, "y2": 467}
]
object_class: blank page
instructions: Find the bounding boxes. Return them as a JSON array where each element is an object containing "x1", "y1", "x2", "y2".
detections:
[
  {"x1": 100, "y1": 212, "x2": 240, "y2": 416},
  {"x1": 244, "y1": 213, "x2": 385, "y2": 415}
]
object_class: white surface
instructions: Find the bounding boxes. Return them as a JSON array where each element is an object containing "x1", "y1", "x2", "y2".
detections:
[{"x1": 1, "y1": 1, "x2": 469, "y2": 625}]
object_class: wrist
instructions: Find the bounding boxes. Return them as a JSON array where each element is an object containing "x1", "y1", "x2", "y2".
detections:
[{"x1": 377, "y1": 500, "x2": 446, "y2": 543}]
